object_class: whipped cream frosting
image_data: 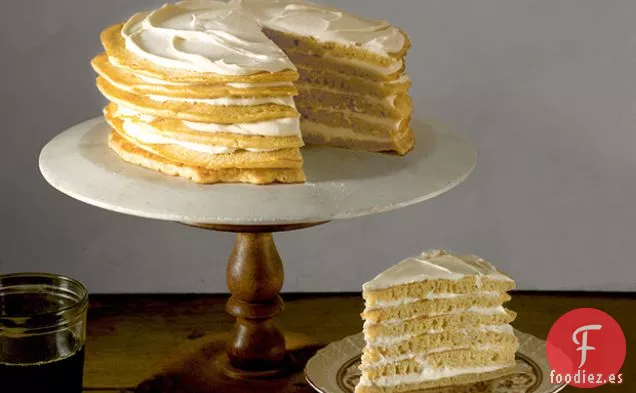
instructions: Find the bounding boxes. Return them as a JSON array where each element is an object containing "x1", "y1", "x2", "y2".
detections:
[
  {"x1": 232, "y1": 0, "x2": 406, "y2": 57},
  {"x1": 363, "y1": 249, "x2": 514, "y2": 291},
  {"x1": 147, "y1": 93, "x2": 296, "y2": 106},
  {"x1": 121, "y1": 118, "x2": 275, "y2": 154},
  {"x1": 115, "y1": 105, "x2": 301, "y2": 137},
  {"x1": 121, "y1": 1, "x2": 295, "y2": 75}
]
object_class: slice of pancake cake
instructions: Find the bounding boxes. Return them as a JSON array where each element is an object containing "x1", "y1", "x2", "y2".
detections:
[{"x1": 357, "y1": 249, "x2": 519, "y2": 393}]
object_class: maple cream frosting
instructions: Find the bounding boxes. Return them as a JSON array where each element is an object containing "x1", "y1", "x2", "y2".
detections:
[
  {"x1": 232, "y1": 0, "x2": 406, "y2": 57},
  {"x1": 121, "y1": 0, "x2": 296, "y2": 75},
  {"x1": 363, "y1": 250, "x2": 514, "y2": 291},
  {"x1": 114, "y1": 105, "x2": 301, "y2": 137}
]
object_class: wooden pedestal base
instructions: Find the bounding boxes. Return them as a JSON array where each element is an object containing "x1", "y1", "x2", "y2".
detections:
[{"x1": 138, "y1": 222, "x2": 329, "y2": 390}]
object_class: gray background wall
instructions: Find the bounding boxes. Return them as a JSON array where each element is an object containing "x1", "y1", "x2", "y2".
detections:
[{"x1": 1, "y1": 0, "x2": 635, "y2": 293}]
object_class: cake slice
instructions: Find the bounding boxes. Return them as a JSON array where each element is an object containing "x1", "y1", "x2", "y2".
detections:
[
  {"x1": 233, "y1": 0, "x2": 415, "y2": 155},
  {"x1": 357, "y1": 250, "x2": 519, "y2": 393}
]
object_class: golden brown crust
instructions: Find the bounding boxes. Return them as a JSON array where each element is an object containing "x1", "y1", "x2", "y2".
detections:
[{"x1": 108, "y1": 131, "x2": 305, "y2": 184}]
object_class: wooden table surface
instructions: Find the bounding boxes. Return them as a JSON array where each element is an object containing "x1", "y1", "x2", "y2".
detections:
[{"x1": 83, "y1": 292, "x2": 634, "y2": 393}]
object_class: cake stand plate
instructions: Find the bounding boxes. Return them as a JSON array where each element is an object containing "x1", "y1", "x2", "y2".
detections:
[
  {"x1": 39, "y1": 117, "x2": 475, "y2": 226},
  {"x1": 39, "y1": 117, "x2": 476, "y2": 392},
  {"x1": 305, "y1": 330, "x2": 567, "y2": 393}
]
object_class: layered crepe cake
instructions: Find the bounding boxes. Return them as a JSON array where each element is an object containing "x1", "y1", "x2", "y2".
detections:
[
  {"x1": 92, "y1": 0, "x2": 414, "y2": 184},
  {"x1": 91, "y1": 1, "x2": 305, "y2": 184},
  {"x1": 357, "y1": 250, "x2": 519, "y2": 393},
  {"x1": 234, "y1": 0, "x2": 415, "y2": 155}
]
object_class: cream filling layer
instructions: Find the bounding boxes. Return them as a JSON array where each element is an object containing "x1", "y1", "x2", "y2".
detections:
[
  {"x1": 135, "y1": 73, "x2": 293, "y2": 89},
  {"x1": 147, "y1": 94, "x2": 296, "y2": 107},
  {"x1": 301, "y1": 121, "x2": 397, "y2": 142},
  {"x1": 359, "y1": 364, "x2": 507, "y2": 386},
  {"x1": 363, "y1": 305, "x2": 509, "y2": 327},
  {"x1": 387, "y1": 73, "x2": 411, "y2": 85},
  {"x1": 121, "y1": 119, "x2": 277, "y2": 154},
  {"x1": 324, "y1": 53, "x2": 403, "y2": 75},
  {"x1": 226, "y1": 81, "x2": 293, "y2": 88},
  {"x1": 297, "y1": 84, "x2": 400, "y2": 108},
  {"x1": 365, "y1": 324, "x2": 514, "y2": 347},
  {"x1": 300, "y1": 108, "x2": 405, "y2": 130},
  {"x1": 361, "y1": 343, "x2": 508, "y2": 369},
  {"x1": 365, "y1": 291, "x2": 501, "y2": 310},
  {"x1": 115, "y1": 105, "x2": 300, "y2": 137}
]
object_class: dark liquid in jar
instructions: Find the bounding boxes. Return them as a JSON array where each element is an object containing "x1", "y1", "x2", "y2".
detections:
[{"x1": 0, "y1": 346, "x2": 85, "y2": 393}]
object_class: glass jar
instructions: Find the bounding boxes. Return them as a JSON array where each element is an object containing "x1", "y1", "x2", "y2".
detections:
[{"x1": 0, "y1": 273, "x2": 88, "y2": 393}]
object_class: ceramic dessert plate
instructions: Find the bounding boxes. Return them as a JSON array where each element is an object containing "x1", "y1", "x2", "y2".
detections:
[{"x1": 305, "y1": 330, "x2": 567, "y2": 393}]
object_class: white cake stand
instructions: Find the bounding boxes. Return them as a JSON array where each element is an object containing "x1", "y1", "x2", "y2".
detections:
[{"x1": 39, "y1": 117, "x2": 476, "y2": 392}]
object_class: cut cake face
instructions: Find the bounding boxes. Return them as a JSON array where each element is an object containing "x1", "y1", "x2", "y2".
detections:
[{"x1": 357, "y1": 250, "x2": 519, "y2": 393}]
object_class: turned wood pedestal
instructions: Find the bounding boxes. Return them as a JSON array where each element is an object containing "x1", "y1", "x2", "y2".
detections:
[{"x1": 133, "y1": 223, "x2": 328, "y2": 392}]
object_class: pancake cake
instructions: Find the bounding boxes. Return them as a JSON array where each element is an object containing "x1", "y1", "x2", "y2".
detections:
[
  {"x1": 92, "y1": 0, "x2": 416, "y2": 184},
  {"x1": 91, "y1": 0, "x2": 305, "y2": 184},
  {"x1": 232, "y1": 0, "x2": 415, "y2": 155},
  {"x1": 357, "y1": 250, "x2": 518, "y2": 393}
]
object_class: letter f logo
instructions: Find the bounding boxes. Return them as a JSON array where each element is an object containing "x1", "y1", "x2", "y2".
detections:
[{"x1": 572, "y1": 324, "x2": 602, "y2": 368}]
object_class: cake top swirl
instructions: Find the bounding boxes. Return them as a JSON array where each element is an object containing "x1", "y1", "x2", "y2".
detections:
[
  {"x1": 121, "y1": 0, "x2": 296, "y2": 75},
  {"x1": 231, "y1": 0, "x2": 406, "y2": 57},
  {"x1": 363, "y1": 249, "x2": 514, "y2": 291}
]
